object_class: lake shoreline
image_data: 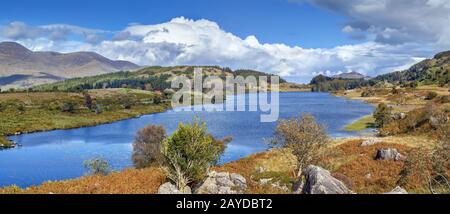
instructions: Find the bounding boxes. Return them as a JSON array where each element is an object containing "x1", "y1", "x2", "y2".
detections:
[{"x1": 1, "y1": 91, "x2": 375, "y2": 188}]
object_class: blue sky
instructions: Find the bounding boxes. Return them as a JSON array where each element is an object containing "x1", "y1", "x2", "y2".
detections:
[
  {"x1": 0, "y1": 0, "x2": 449, "y2": 83},
  {"x1": 0, "y1": 0, "x2": 353, "y2": 48}
]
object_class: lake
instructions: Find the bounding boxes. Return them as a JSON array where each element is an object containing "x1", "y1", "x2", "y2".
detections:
[{"x1": 0, "y1": 92, "x2": 374, "y2": 187}]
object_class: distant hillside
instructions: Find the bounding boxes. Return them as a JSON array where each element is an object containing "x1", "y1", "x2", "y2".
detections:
[
  {"x1": 333, "y1": 71, "x2": 368, "y2": 80},
  {"x1": 310, "y1": 74, "x2": 374, "y2": 92},
  {"x1": 309, "y1": 50, "x2": 450, "y2": 92},
  {"x1": 374, "y1": 51, "x2": 450, "y2": 86},
  {"x1": 32, "y1": 66, "x2": 287, "y2": 92},
  {"x1": 0, "y1": 41, "x2": 140, "y2": 89}
]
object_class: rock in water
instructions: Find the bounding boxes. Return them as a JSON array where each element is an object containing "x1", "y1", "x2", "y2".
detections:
[
  {"x1": 196, "y1": 171, "x2": 247, "y2": 194},
  {"x1": 158, "y1": 182, "x2": 191, "y2": 194},
  {"x1": 384, "y1": 186, "x2": 408, "y2": 194},
  {"x1": 302, "y1": 165, "x2": 353, "y2": 194},
  {"x1": 375, "y1": 148, "x2": 405, "y2": 161}
]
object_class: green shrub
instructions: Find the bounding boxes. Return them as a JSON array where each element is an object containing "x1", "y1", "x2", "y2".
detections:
[
  {"x1": 122, "y1": 97, "x2": 132, "y2": 109},
  {"x1": 17, "y1": 103, "x2": 25, "y2": 112},
  {"x1": 83, "y1": 157, "x2": 111, "y2": 176},
  {"x1": 425, "y1": 91, "x2": 438, "y2": 100},
  {"x1": 60, "y1": 101, "x2": 76, "y2": 113},
  {"x1": 373, "y1": 103, "x2": 392, "y2": 128},
  {"x1": 161, "y1": 119, "x2": 225, "y2": 191}
]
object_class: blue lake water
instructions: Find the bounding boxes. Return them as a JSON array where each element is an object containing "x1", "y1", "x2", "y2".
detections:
[{"x1": 0, "y1": 92, "x2": 374, "y2": 187}]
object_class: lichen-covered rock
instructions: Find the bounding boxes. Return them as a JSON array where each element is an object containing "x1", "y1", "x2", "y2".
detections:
[
  {"x1": 302, "y1": 165, "x2": 353, "y2": 194},
  {"x1": 361, "y1": 139, "x2": 382, "y2": 147},
  {"x1": 158, "y1": 182, "x2": 191, "y2": 194},
  {"x1": 375, "y1": 148, "x2": 405, "y2": 161},
  {"x1": 292, "y1": 179, "x2": 304, "y2": 194},
  {"x1": 196, "y1": 171, "x2": 247, "y2": 194},
  {"x1": 384, "y1": 186, "x2": 408, "y2": 194}
]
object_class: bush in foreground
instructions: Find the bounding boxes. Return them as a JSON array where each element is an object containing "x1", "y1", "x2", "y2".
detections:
[
  {"x1": 84, "y1": 157, "x2": 111, "y2": 176},
  {"x1": 132, "y1": 125, "x2": 167, "y2": 168},
  {"x1": 271, "y1": 114, "x2": 329, "y2": 178},
  {"x1": 161, "y1": 119, "x2": 225, "y2": 191}
]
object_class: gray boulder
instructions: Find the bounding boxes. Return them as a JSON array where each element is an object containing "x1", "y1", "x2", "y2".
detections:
[
  {"x1": 196, "y1": 171, "x2": 247, "y2": 194},
  {"x1": 384, "y1": 186, "x2": 408, "y2": 194},
  {"x1": 375, "y1": 148, "x2": 405, "y2": 161},
  {"x1": 158, "y1": 182, "x2": 192, "y2": 194},
  {"x1": 361, "y1": 139, "x2": 382, "y2": 147},
  {"x1": 302, "y1": 165, "x2": 353, "y2": 194}
]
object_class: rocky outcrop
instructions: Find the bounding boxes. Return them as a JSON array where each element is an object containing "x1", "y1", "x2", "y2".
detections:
[
  {"x1": 384, "y1": 186, "x2": 408, "y2": 194},
  {"x1": 361, "y1": 139, "x2": 382, "y2": 147},
  {"x1": 158, "y1": 182, "x2": 192, "y2": 194},
  {"x1": 302, "y1": 165, "x2": 353, "y2": 194},
  {"x1": 375, "y1": 148, "x2": 405, "y2": 161},
  {"x1": 196, "y1": 171, "x2": 247, "y2": 194},
  {"x1": 391, "y1": 112, "x2": 407, "y2": 120}
]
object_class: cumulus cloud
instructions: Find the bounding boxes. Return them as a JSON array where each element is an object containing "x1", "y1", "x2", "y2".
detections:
[
  {"x1": 0, "y1": 16, "x2": 438, "y2": 83},
  {"x1": 0, "y1": 22, "x2": 109, "y2": 43},
  {"x1": 296, "y1": 0, "x2": 450, "y2": 48}
]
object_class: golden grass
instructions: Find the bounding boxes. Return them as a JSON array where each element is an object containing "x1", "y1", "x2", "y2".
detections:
[
  {"x1": 0, "y1": 168, "x2": 166, "y2": 194},
  {"x1": 318, "y1": 140, "x2": 412, "y2": 194},
  {"x1": 213, "y1": 149, "x2": 297, "y2": 194}
]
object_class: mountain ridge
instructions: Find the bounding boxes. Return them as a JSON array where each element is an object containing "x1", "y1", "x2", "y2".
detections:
[{"x1": 0, "y1": 41, "x2": 140, "y2": 89}]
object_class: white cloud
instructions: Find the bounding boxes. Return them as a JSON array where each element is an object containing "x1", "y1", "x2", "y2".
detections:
[
  {"x1": 0, "y1": 16, "x2": 437, "y2": 83},
  {"x1": 298, "y1": 0, "x2": 450, "y2": 48}
]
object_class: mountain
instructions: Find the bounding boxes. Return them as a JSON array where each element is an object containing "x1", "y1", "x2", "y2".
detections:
[
  {"x1": 333, "y1": 71, "x2": 368, "y2": 80},
  {"x1": 0, "y1": 42, "x2": 140, "y2": 89},
  {"x1": 374, "y1": 50, "x2": 450, "y2": 86}
]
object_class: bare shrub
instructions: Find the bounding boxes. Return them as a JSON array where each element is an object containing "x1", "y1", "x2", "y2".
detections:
[
  {"x1": 271, "y1": 114, "x2": 330, "y2": 178},
  {"x1": 132, "y1": 125, "x2": 167, "y2": 168}
]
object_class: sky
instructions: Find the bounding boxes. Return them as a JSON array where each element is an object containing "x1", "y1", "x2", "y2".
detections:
[{"x1": 1, "y1": 0, "x2": 450, "y2": 83}]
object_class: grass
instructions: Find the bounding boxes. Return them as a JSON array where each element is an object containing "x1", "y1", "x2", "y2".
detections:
[
  {"x1": 0, "y1": 89, "x2": 170, "y2": 147},
  {"x1": 0, "y1": 167, "x2": 166, "y2": 194},
  {"x1": 344, "y1": 115, "x2": 376, "y2": 131}
]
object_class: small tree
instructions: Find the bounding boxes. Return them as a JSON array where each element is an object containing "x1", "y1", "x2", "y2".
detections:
[
  {"x1": 83, "y1": 157, "x2": 111, "y2": 176},
  {"x1": 17, "y1": 103, "x2": 25, "y2": 112},
  {"x1": 83, "y1": 92, "x2": 93, "y2": 110},
  {"x1": 153, "y1": 93, "x2": 163, "y2": 104},
  {"x1": 425, "y1": 91, "x2": 438, "y2": 100},
  {"x1": 271, "y1": 114, "x2": 329, "y2": 178},
  {"x1": 132, "y1": 125, "x2": 167, "y2": 168},
  {"x1": 373, "y1": 103, "x2": 392, "y2": 128},
  {"x1": 122, "y1": 97, "x2": 132, "y2": 109},
  {"x1": 161, "y1": 119, "x2": 224, "y2": 191}
]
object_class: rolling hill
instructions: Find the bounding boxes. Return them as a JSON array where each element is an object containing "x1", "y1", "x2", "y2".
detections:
[
  {"x1": 31, "y1": 66, "x2": 287, "y2": 92},
  {"x1": 374, "y1": 51, "x2": 450, "y2": 86},
  {"x1": 310, "y1": 50, "x2": 450, "y2": 92}
]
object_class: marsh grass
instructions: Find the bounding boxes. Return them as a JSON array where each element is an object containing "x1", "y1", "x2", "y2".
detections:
[
  {"x1": 344, "y1": 115, "x2": 376, "y2": 131},
  {"x1": 0, "y1": 90, "x2": 169, "y2": 146}
]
